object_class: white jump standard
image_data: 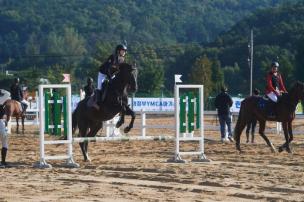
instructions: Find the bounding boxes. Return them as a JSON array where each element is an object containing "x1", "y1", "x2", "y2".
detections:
[
  {"x1": 168, "y1": 84, "x2": 210, "y2": 163},
  {"x1": 34, "y1": 84, "x2": 79, "y2": 168}
]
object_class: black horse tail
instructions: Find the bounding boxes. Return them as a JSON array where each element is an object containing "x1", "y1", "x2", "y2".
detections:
[
  {"x1": 234, "y1": 100, "x2": 246, "y2": 150},
  {"x1": 72, "y1": 104, "x2": 79, "y2": 134}
]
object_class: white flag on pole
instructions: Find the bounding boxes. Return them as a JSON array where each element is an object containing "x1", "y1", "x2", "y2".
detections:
[
  {"x1": 174, "y1": 74, "x2": 182, "y2": 83},
  {"x1": 62, "y1": 74, "x2": 70, "y2": 83}
]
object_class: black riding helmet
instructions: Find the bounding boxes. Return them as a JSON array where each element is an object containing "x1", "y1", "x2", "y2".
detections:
[
  {"x1": 115, "y1": 44, "x2": 127, "y2": 53},
  {"x1": 271, "y1": 61, "x2": 279, "y2": 68},
  {"x1": 87, "y1": 77, "x2": 93, "y2": 84},
  {"x1": 14, "y1": 77, "x2": 20, "y2": 83},
  {"x1": 221, "y1": 86, "x2": 227, "y2": 92}
]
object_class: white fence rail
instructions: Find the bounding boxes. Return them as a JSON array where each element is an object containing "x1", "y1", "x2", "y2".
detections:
[{"x1": 9, "y1": 108, "x2": 304, "y2": 135}]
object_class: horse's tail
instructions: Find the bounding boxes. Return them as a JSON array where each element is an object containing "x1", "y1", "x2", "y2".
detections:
[
  {"x1": 72, "y1": 104, "x2": 79, "y2": 134},
  {"x1": 234, "y1": 100, "x2": 246, "y2": 149}
]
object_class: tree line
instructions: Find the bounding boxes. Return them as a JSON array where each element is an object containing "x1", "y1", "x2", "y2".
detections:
[{"x1": 0, "y1": 0, "x2": 302, "y2": 101}]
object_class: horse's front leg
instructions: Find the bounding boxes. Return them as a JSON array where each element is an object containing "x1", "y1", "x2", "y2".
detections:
[
  {"x1": 123, "y1": 105, "x2": 135, "y2": 133},
  {"x1": 259, "y1": 121, "x2": 276, "y2": 153},
  {"x1": 22, "y1": 115, "x2": 25, "y2": 134},
  {"x1": 279, "y1": 121, "x2": 292, "y2": 153},
  {"x1": 288, "y1": 120, "x2": 293, "y2": 143},
  {"x1": 78, "y1": 123, "x2": 90, "y2": 162},
  {"x1": 16, "y1": 117, "x2": 20, "y2": 134},
  {"x1": 234, "y1": 118, "x2": 247, "y2": 153},
  {"x1": 115, "y1": 112, "x2": 125, "y2": 128}
]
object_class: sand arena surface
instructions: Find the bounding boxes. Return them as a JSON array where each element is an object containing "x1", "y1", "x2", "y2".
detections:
[{"x1": 1, "y1": 116, "x2": 304, "y2": 201}]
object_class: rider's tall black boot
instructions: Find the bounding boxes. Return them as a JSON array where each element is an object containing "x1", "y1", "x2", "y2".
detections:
[
  {"x1": 100, "y1": 81, "x2": 108, "y2": 103},
  {"x1": 267, "y1": 102, "x2": 276, "y2": 118},
  {"x1": 96, "y1": 90, "x2": 102, "y2": 105},
  {"x1": 1, "y1": 147, "x2": 7, "y2": 166},
  {"x1": 24, "y1": 104, "x2": 28, "y2": 113},
  {"x1": 21, "y1": 103, "x2": 28, "y2": 114}
]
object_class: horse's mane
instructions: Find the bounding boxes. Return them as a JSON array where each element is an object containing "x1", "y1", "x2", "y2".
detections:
[
  {"x1": 275, "y1": 81, "x2": 304, "y2": 111},
  {"x1": 288, "y1": 81, "x2": 304, "y2": 101},
  {"x1": 111, "y1": 63, "x2": 137, "y2": 92}
]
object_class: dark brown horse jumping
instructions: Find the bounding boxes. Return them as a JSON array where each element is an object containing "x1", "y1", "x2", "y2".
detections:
[
  {"x1": 1, "y1": 100, "x2": 26, "y2": 134},
  {"x1": 234, "y1": 81, "x2": 304, "y2": 153},
  {"x1": 72, "y1": 63, "x2": 138, "y2": 161}
]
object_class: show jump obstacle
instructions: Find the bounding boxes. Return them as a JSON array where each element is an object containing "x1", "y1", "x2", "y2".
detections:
[
  {"x1": 35, "y1": 84, "x2": 209, "y2": 168},
  {"x1": 169, "y1": 84, "x2": 210, "y2": 163},
  {"x1": 34, "y1": 84, "x2": 79, "y2": 168}
]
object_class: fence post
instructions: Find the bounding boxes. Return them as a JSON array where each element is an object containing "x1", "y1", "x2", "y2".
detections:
[
  {"x1": 196, "y1": 93, "x2": 200, "y2": 129},
  {"x1": 141, "y1": 110, "x2": 146, "y2": 138},
  {"x1": 63, "y1": 95, "x2": 67, "y2": 138},
  {"x1": 187, "y1": 92, "x2": 194, "y2": 133},
  {"x1": 180, "y1": 94, "x2": 186, "y2": 133},
  {"x1": 53, "y1": 91, "x2": 61, "y2": 136},
  {"x1": 44, "y1": 92, "x2": 50, "y2": 133}
]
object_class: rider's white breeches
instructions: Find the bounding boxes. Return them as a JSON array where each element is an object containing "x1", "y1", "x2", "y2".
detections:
[
  {"x1": 0, "y1": 119, "x2": 8, "y2": 148},
  {"x1": 97, "y1": 72, "x2": 107, "y2": 90},
  {"x1": 267, "y1": 92, "x2": 278, "y2": 103}
]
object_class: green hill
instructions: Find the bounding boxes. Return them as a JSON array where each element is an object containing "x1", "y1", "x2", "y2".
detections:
[
  {"x1": 203, "y1": 2, "x2": 304, "y2": 94},
  {"x1": 0, "y1": 0, "x2": 301, "y2": 96}
]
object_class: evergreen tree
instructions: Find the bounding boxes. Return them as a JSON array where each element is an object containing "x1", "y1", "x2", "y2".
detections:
[{"x1": 189, "y1": 55, "x2": 212, "y2": 99}]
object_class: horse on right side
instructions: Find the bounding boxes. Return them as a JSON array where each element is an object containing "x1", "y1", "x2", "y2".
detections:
[{"x1": 234, "y1": 81, "x2": 304, "y2": 153}]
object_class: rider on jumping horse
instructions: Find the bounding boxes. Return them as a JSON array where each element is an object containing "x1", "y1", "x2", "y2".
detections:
[
  {"x1": 265, "y1": 61, "x2": 287, "y2": 117},
  {"x1": 97, "y1": 44, "x2": 127, "y2": 104},
  {"x1": 10, "y1": 78, "x2": 28, "y2": 113}
]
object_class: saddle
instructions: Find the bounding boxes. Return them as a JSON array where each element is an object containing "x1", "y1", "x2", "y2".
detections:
[
  {"x1": 87, "y1": 93, "x2": 98, "y2": 109},
  {"x1": 86, "y1": 87, "x2": 108, "y2": 110},
  {"x1": 257, "y1": 96, "x2": 277, "y2": 118},
  {"x1": 16, "y1": 101, "x2": 27, "y2": 114}
]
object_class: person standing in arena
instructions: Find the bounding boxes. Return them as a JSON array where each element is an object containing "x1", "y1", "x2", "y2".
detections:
[
  {"x1": 215, "y1": 86, "x2": 234, "y2": 143},
  {"x1": 0, "y1": 107, "x2": 8, "y2": 167}
]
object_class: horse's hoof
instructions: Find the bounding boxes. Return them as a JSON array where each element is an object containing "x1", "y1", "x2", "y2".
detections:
[
  {"x1": 116, "y1": 122, "x2": 123, "y2": 128},
  {"x1": 237, "y1": 150, "x2": 243, "y2": 154},
  {"x1": 278, "y1": 146, "x2": 284, "y2": 153},
  {"x1": 124, "y1": 127, "x2": 131, "y2": 133},
  {"x1": 84, "y1": 158, "x2": 91, "y2": 162},
  {"x1": 286, "y1": 147, "x2": 292, "y2": 153},
  {"x1": 236, "y1": 147, "x2": 242, "y2": 154}
]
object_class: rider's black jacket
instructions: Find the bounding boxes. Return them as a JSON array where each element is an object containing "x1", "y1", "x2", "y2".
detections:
[
  {"x1": 214, "y1": 92, "x2": 233, "y2": 116},
  {"x1": 99, "y1": 54, "x2": 116, "y2": 77},
  {"x1": 10, "y1": 84, "x2": 23, "y2": 102}
]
